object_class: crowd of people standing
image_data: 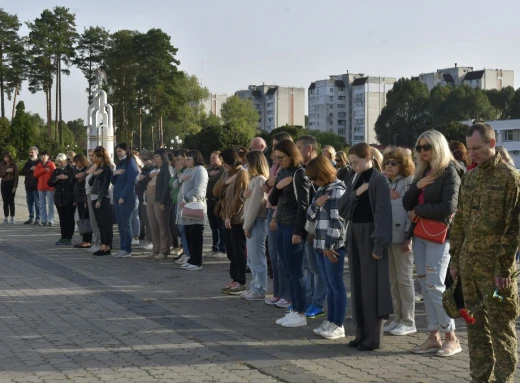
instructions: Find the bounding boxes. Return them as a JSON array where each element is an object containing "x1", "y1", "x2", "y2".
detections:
[{"x1": 1, "y1": 123, "x2": 519, "y2": 382}]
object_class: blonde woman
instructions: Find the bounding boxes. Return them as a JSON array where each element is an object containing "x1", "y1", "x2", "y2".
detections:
[
  {"x1": 382, "y1": 147, "x2": 416, "y2": 336},
  {"x1": 241, "y1": 151, "x2": 269, "y2": 300},
  {"x1": 403, "y1": 130, "x2": 462, "y2": 357},
  {"x1": 322, "y1": 145, "x2": 337, "y2": 167}
]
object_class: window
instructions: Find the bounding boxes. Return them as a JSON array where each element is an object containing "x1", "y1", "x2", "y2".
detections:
[
  {"x1": 317, "y1": 121, "x2": 320, "y2": 126},
  {"x1": 338, "y1": 112, "x2": 346, "y2": 117},
  {"x1": 266, "y1": 110, "x2": 273, "y2": 115},
  {"x1": 254, "y1": 96, "x2": 261, "y2": 101},
  {"x1": 503, "y1": 130, "x2": 520, "y2": 141},
  {"x1": 268, "y1": 117, "x2": 273, "y2": 122},
  {"x1": 338, "y1": 96, "x2": 345, "y2": 100},
  {"x1": 330, "y1": 88, "x2": 334, "y2": 93},
  {"x1": 329, "y1": 113, "x2": 333, "y2": 117},
  {"x1": 309, "y1": 122, "x2": 314, "y2": 126},
  {"x1": 330, "y1": 129, "x2": 334, "y2": 133},
  {"x1": 338, "y1": 87, "x2": 344, "y2": 91},
  {"x1": 330, "y1": 96, "x2": 334, "y2": 101},
  {"x1": 310, "y1": 89, "x2": 315, "y2": 94},
  {"x1": 338, "y1": 128, "x2": 345, "y2": 134},
  {"x1": 337, "y1": 104, "x2": 345, "y2": 109},
  {"x1": 329, "y1": 121, "x2": 333, "y2": 125},
  {"x1": 338, "y1": 120, "x2": 346, "y2": 125},
  {"x1": 267, "y1": 102, "x2": 274, "y2": 107},
  {"x1": 329, "y1": 104, "x2": 333, "y2": 109}
]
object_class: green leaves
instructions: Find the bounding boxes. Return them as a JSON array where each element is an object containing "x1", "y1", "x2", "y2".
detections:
[{"x1": 220, "y1": 96, "x2": 259, "y2": 140}]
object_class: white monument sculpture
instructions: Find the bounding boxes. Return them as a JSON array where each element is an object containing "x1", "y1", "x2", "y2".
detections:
[{"x1": 87, "y1": 68, "x2": 114, "y2": 159}]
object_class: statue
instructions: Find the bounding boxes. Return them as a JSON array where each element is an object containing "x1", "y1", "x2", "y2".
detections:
[
  {"x1": 87, "y1": 69, "x2": 114, "y2": 160},
  {"x1": 93, "y1": 67, "x2": 107, "y2": 89}
]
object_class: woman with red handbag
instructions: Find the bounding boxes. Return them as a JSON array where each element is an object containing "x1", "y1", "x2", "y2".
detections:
[{"x1": 403, "y1": 130, "x2": 462, "y2": 357}]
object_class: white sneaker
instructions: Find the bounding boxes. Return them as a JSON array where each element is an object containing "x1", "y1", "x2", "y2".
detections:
[
  {"x1": 276, "y1": 311, "x2": 294, "y2": 325},
  {"x1": 155, "y1": 254, "x2": 168, "y2": 260},
  {"x1": 180, "y1": 262, "x2": 190, "y2": 268},
  {"x1": 132, "y1": 239, "x2": 140, "y2": 245},
  {"x1": 88, "y1": 245, "x2": 100, "y2": 253},
  {"x1": 112, "y1": 250, "x2": 123, "y2": 257},
  {"x1": 140, "y1": 242, "x2": 153, "y2": 250},
  {"x1": 313, "y1": 320, "x2": 333, "y2": 336},
  {"x1": 384, "y1": 321, "x2": 399, "y2": 332},
  {"x1": 321, "y1": 324, "x2": 345, "y2": 339},
  {"x1": 275, "y1": 298, "x2": 291, "y2": 308},
  {"x1": 117, "y1": 251, "x2": 131, "y2": 258},
  {"x1": 390, "y1": 324, "x2": 417, "y2": 336},
  {"x1": 9, "y1": 218, "x2": 14, "y2": 225},
  {"x1": 282, "y1": 313, "x2": 307, "y2": 328},
  {"x1": 184, "y1": 264, "x2": 202, "y2": 271},
  {"x1": 175, "y1": 254, "x2": 189, "y2": 264}
]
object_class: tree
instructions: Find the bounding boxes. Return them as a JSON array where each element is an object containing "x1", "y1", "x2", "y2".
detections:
[
  {"x1": 269, "y1": 125, "x2": 306, "y2": 141},
  {"x1": 5, "y1": 37, "x2": 28, "y2": 120},
  {"x1": 0, "y1": 116, "x2": 9, "y2": 142},
  {"x1": 510, "y1": 88, "x2": 520, "y2": 119},
  {"x1": 0, "y1": 9, "x2": 22, "y2": 119},
  {"x1": 183, "y1": 124, "x2": 251, "y2": 160},
  {"x1": 437, "y1": 85, "x2": 495, "y2": 124},
  {"x1": 309, "y1": 129, "x2": 346, "y2": 151},
  {"x1": 434, "y1": 121, "x2": 469, "y2": 143},
  {"x1": 374, "y1": 78, "x2": 430, "y2": 146},
  {"x1": 9, "y1": 101, "x2": 39, "y2": 154},
  {"x1": 74, "y1": 26, "x2": 109, "y2": 103},
  {"x1": 67, "y1": 118, "x2": 86, "y2": 149},
  {"x1": 26, "y1": 9, "x2": 55, "y2": 137},
  {"x1": 220, "y1": 96, "x2": 259, "y2": 140},
  {"x1": 484, "y1": 86, "x2": 515, "y2": 120}
]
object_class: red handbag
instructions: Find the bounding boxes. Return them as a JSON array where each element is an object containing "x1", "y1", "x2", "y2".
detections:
[{"x1": 413, "y1": 217, "x2": 450, "y2": 244}]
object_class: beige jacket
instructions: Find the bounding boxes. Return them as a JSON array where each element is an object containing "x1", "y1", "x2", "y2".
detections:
[{"x1": 242, "y1": 176, "x2": 267, "y2": 232}]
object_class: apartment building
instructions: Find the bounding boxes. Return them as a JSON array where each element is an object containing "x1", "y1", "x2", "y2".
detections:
[
  {"x1": 200, "y1": 94, "x2": 229, "y2": 117},
  {"x1": 235, "y1": 85, "x2": 305, "y2": 132},
  {"x1": 418, "y1": 65, "x2": 514, "y2": 91},
  {"x1": 308, "y1": 73, "x2": 395, "y2": 145}
]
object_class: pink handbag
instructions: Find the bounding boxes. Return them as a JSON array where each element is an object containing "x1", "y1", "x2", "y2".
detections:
[{"x1": 181, "y1": 202, "x2": 205, "y2": 220}]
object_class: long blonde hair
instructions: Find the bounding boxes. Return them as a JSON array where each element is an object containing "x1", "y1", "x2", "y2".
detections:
[
  {"x1": 245, "y1": 151, "x2": 269, "y2": 179},
  {"x1": 414, "y1": 130, "x2": 454, "y2": 180}
]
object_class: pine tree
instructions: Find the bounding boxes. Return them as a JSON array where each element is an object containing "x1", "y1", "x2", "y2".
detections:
[{"x1": 0, "y1": 9, "x2": 22, "y2": 119}]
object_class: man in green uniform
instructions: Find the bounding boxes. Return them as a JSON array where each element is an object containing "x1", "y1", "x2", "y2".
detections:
[{"x1": 450, "y1": 123, "x2": 520, "y2": 383}]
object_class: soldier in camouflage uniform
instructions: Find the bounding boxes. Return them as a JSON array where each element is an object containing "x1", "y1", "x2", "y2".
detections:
[{"x1": 450, "y1": 123, "x2": 520, "y2": 383}]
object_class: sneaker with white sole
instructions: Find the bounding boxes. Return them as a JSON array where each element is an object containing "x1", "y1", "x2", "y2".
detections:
[
  {"x1": 282, "y1": 313, "x2": 307, "y2": 328},
  {"x1": 155, "y1": 254, "x2": 168, "y2": 260},
  {"x1": 117, "y1": 251, "x2": 131, "y2": 258},
  {"x1": 112, "y1": 250, "x2": 123, "y2": 257},
  {"x1": 321, "y1": 324, "x2": 345, "y2": 339},
  {"x1": 384, "y1": 321, "x2": 399, "y2": 332},
  {"x1": 265, "y1": 296, "x2": 280, "y2": 305},
  {"x1": 275, "y1": 298, "x2": 291, "y2": 308},
  {"x1": 276, "y1": 311, "x2": 295, "y2": 325},
  {"x1": 390, "y1": 324, "x2": 417, "y2": 336},
  {"x1": 131, "y1": 239, "x2": 140, "y2": 245},
  {"x1": 175, "y1": 254, "x2": 189, "y2": 264},
  {"x1": 244, "y1": 292, "x2": 266, "y2": 301},
  {"x1": 240, "y1": 290, "x2": 252, "y2": 298},
  {"x1": 184, "y1": 264, "x2": 202, "y2": 271},
  {"x1": 313, "y1": 320, "x2": 333, "y2": 336},
  {"x1": 228, "y1": 284, "x2": 246, "y2": 295},
  {"x1": 88, "y1": 245, "x2": 100, "y2": 253},
  {"x1": 140, "y1": 242, "x2": 153, "y2": 250},
  {"x1": 181, "y1": 262, "x2": 190, "y2": 269}
]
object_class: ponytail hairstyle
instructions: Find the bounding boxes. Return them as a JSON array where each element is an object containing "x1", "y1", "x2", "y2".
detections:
[{"x1": 349, "y1": 143, "x2": 383, "y2": 172}]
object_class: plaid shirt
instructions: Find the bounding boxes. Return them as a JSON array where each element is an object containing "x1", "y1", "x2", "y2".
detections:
[{"x1": 307, "y1": 179, "x2": 347, "y2": 250}]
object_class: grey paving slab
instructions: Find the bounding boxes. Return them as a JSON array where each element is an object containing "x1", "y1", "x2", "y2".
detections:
[{"x1": 0, "y1": 183, "x2": 517, "y2": 382}]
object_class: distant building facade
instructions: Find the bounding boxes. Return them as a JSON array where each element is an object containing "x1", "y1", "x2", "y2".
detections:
[
  {"x1": 308, "y1": 73, "x2": 395, "y2": 145},
  {"x1": 200, "y1": 94, "x2": 229, "y2": 117},
  {"x1": 419, "y1": 65, "x2": 514, "y2": 91},
  {"x1": 235, "y1": 85, "x2": 305, "y2": 132}
]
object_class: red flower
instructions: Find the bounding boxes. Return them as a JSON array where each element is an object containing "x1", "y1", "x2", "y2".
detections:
[{"x1": 459, "y1": 309, "x2": 476, "y2": 325}]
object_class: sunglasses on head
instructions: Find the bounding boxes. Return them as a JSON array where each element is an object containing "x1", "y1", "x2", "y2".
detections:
[
  {"x1": 416, "y1": 144, "x2": 432, "y2": 153},
  {"x1": 384, "y1": 159, "x2": 400, "y2": 166},
  {"x1": 335, "y1": 158, "x2": 343, "y2": 163}
]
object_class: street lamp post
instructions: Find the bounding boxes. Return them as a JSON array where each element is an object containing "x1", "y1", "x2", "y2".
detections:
[
  {"x1": 171, "y1": 136, "x2": 182, "y2": 150},
  {"x1": 394, "y1": 134, "x2": 399, "y2": 146}
]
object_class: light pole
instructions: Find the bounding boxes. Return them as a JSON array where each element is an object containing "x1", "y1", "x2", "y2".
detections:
[
  {"x1": 171, "y1": 136, "x2": 182, "y2": 149},
  {"x1": 394, "y1": 134, "x2": 399, "y2": 146}
]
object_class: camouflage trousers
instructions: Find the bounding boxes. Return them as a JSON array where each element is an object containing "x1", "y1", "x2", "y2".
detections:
[{"x1": 462, "y1": 276, "x2": 518, "y2": 383}]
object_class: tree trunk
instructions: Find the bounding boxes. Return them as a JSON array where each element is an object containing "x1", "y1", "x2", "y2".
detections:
[
  {"x1": 0, "y1": 43, "x2": 4, "y2": 119},
  {"x1": 59, "y1": 59, "x2": 63, "y2": 146},
  {"x1": 55, "y1": 57, "x2": 59, "y2": 141},
  {"x1": 139, "y1": 108, "x2": 142, "y2": 152},
  {"x1": 11, "y1": 83, "x2": 18, "y2": 120}
]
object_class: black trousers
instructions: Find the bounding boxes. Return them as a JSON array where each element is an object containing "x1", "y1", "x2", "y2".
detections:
[
  {"x1": 77, "y1": 201, "x2": 93, "y2": 243},
  {"x1": 1, "y1": 181, "x2": 15, "y2": 217},
  {"x1": 186, "y1": 224, "x2": 204, "y2": 266},
  {"x1": 92, "y1": 197, "x2": 113, "y2": 247},
  {"x1": 56, "y1": 205, "x2": 76, "y2": 239},
  {"x1": 225, "y1": 224, "x2": 247, "y2": 285}
]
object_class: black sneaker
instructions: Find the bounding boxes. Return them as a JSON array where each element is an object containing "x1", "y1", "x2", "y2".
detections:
[
  {"x1": 34, "y1": 219, "x2": 40, "y2": 225},
  {"x1": 93, "y1": 249, "x2": 111, "y2": 256},
  {"x1": 24, "y1": 219, "x2": 34, "y2": 225}
]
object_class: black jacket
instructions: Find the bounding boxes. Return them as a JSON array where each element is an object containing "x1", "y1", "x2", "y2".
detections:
[
  {"x1": 88, "y1": 164, "x2": 113, "y2": 202},
  {"x1": 136, "y1": 164, "x2": 154, "y2": 201},
  {"x1": 73, "y1": 166, "x2": 88, "y2": 203},
  {"x1": 22, "y1": 158, "x2": 40, "y2": 192},
  {"x1": 154, "y1": 165, "x2": 172, "y2": 206},
  {"x1": 48, "y1": 165, "x2": 77, "y2": 206},
  {"x1": 402, "y1": 163, "x2": 460, "y2": 226},
  {"x1": 268, "y1": 165, "x2": 311, "y2": 236}
]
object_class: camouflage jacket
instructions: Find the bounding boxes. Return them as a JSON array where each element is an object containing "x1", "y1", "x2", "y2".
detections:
[{"x1": 450, "y1": 152, "x2": 520, "y2": 278}]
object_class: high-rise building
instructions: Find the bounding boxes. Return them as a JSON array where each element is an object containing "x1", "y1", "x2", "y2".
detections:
[
  {"x1": 235, "y1": 85, "x2": 305, "y2": 132},
  {"x1": 418, "y1": 65, "x2": 514, "y2": 91},
  {"x1": 308, "y1": 73, "x2": 395, "y2": 145}
]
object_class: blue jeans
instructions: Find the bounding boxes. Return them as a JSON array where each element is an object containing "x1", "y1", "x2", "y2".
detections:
[
  {"x1": 304, "y1": 240, "x2": 327, "y2": 309},
  {"x1": 275, "y1": 222, "x2": 306, "y2": 313},
  {"x1": 315, "y1": 248, "x2": 347, "y2": 326},
  {"x1": 246, "y1": 217, "x2": 268, "y2": 295},
  {"x1": 267, "y1": 209, "x2": 290, "y2": 299},
  {"x1": 114, "y1": 198, "x2": 134, "y2": 252},
  {"x1": 38, "y1": 191, "x2": 54, "y2": 223},
  {"x1": 131, "y1": 197, "x2": 140, "y2": 238},
  {"x1": 178, "y1": 224, "x2": 191, "y2": 257},
  {"x1": 26, "y1": 190, "x2": 40, "y2": 220},
  {"x1": 413, "y1": 238, "x2": 455, "y2": 333}
]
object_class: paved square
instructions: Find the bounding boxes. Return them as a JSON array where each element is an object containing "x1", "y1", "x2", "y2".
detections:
[{"x1": 0, "y1": 186, "x2": 518, "y2": 382}]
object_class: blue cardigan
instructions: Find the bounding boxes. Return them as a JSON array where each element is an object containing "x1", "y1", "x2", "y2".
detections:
[{"x1": 112, "y1": 156, "x2": 138, "y2": 203}]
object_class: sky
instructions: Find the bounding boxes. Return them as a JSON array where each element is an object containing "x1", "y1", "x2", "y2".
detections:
[{"x1": 8, "y1": 0, "x2": 520, "y2": 122}]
